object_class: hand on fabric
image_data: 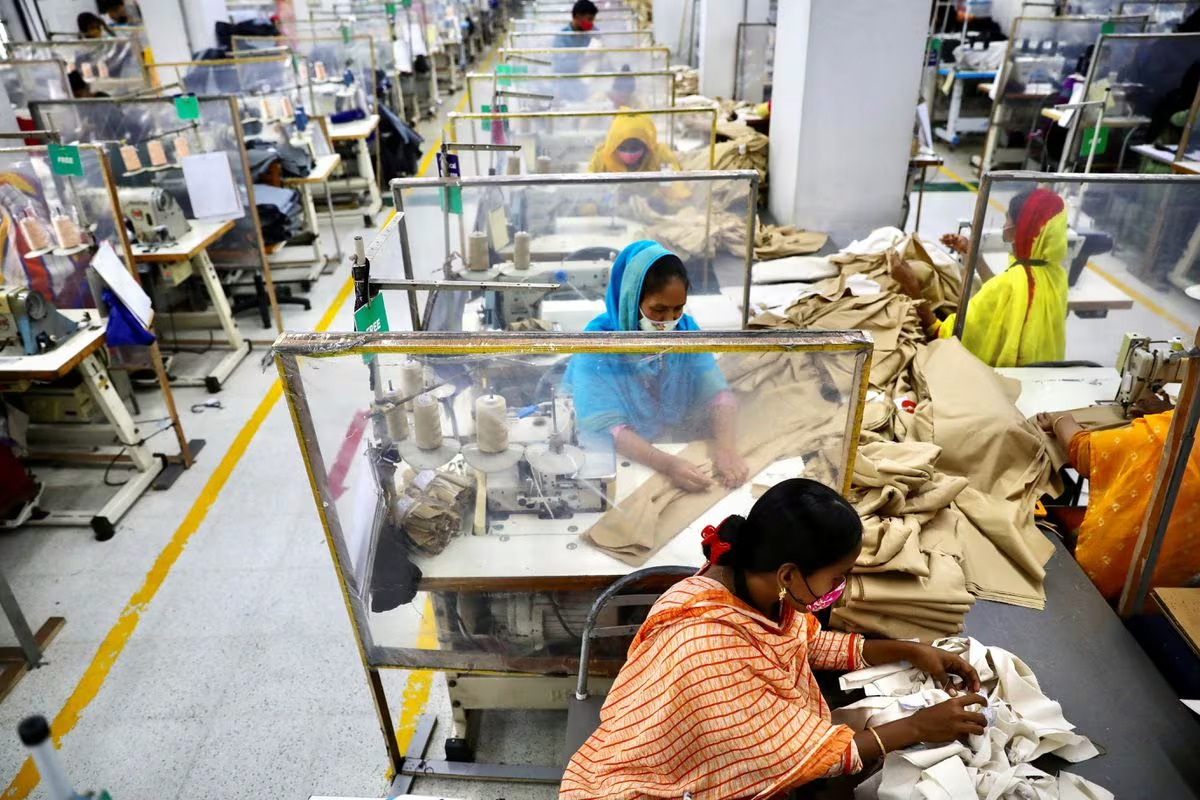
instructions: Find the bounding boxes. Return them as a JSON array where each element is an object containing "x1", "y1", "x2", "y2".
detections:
[
  {"x1": 1034, "y1": 412, "x2": 1062, "y2": 434},
  {"x1": 888, "y1": 253, "x2": 923, "y2": 300},
  {"x1": 905, "y1": 642, "x2": 981, "y2": 694},
  {"x1": 1130, "y1": 393, "x2": 1173, "y2": 417},
  {"x1": 905, "y1": 694, "x2": 989, "y2": 743},
  {"x1": 664, "y1": 455, "x2": 714, "y2": 493},
  {"x1": 939, "y1": 233, "x2": 969, "y2": 254},
  {"x1": 712, "y1": 446, "x2": 749, "y2": 488}
]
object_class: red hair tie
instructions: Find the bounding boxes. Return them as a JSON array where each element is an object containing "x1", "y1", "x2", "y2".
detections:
[{"x1": 701, "y1": 524, "x2": 730, "y2": 564}]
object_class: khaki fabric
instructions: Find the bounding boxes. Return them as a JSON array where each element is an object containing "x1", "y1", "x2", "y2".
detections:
[{"x1": 581, "y1": 352, "x2": 846, "y2": 565}]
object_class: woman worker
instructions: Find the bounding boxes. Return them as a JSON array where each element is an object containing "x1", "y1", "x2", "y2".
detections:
[
  {"x1": 561, "y1": 479, "x2": 986, "y2": 800},
  {"x1": 587, "y1": 112, "x2": 681, "y2": 173},
  {"x1": 892, "y1": 187, "x2": 1069, "y2": 368},
  {"x1": 1036, "y1": 404, "x2": 1200, "y2": 603},
  {"x1": 565, "y1": 240, "x2": 749, "y2": 491}
]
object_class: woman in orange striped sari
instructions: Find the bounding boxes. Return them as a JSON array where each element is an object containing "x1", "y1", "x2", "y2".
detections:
[{"x1": 561, "y1": 479, "x2": 986, "y2": 800}]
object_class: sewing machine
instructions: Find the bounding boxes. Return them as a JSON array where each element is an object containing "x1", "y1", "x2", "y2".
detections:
[
  {"x1": 1115, "y1": 334, "x2": 1188, "y2": 414},
  {"x1": 481, "y1": 260, "x2": 611, "y2": 329},
  {"x1": 118, "y1": 187, "x2": 191, "y2": 246},
  {"x1": 0, "y1": 287, "x2": 81, "y2": 356}
]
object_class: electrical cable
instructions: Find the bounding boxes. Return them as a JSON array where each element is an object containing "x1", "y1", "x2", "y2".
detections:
[{"x1": 101, "y1": 419, "x2": 177, "y2": 487}]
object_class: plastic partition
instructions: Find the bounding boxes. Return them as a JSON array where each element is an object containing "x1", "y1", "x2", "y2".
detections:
[
  {"x1": 274, "y1": 329, "x2": 871, "y2": 675},
  {"x1": 507, "y1": 29, "x2": 652, "y2": 48},
  {"x1": 29, "y1": 96, "x2": 276, "y2": 310},
  {"x1": 1061, "y1": 32, "x2": 1200, "y2": 171},
  {"x1": 501, "y1": 46, "x2": 669, "y2": 74},
  {"x1": 0, "y1": 60, "x2": 71, "y2": 111},
  {"x1": 955, "y1": 171, "x2": 1200, "y2": 368},
  {"x1": 7, "y1": 38, "x2": 147, "y2": 97},
  {"x1": 510, "y1": 15, "x2": 641, "y2": 34},
  {"x1": 230, "y1": 36, "x2": 379, "y2": 116},
  {"x1": 148, "y1": 54, "x2": 299, "y2": 97},
  {"x1": 734, "y1": 23, "x2": 775, "y2": 105},
  {"x1": 1118, "y1": 0, "x2": 1200, "y2": 29},
  {"x1": 466, "y1": 70, "x2": 675, "y2": 114},
  {"x1": 382, "y1": 169, "x2": 758, "y2": 334},
  {"x1": 979, "y1": 14, "x2": 1150, "y2": 172},
  {"x1": 445, "y1": 106, "x2": 716, "y2": 176}
]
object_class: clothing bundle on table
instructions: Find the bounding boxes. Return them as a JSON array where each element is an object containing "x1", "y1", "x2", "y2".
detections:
[
  {"x1": 251, "y1": 183, "x2": 304, "y2": 246},
  {"x1": 833, "y1": 637, "x2": 1111, "y2": 800}
]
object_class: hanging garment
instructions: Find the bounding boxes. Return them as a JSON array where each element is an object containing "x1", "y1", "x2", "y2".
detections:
[{"x1": 562, "y1": 575, "x2": 867, "y2": 800}]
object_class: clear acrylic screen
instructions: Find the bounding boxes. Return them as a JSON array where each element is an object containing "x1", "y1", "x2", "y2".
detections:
[
  {"x1": 1118, "y1": 1, "x2": 1200, "y2": 30},
  {"x1": 0, "y1": 61, "x2": 70, "y2": 108},
  {"x1": 8, "y1": 39, "x2": 146, "y2": 96},
  {"x1": 466, "y1": 71, "x2": 674, "y2": 114},
  {"x1": 507, "y1": 29, "x2": 652, "y2": 48},
  {"x1": 735, "y1": 24, "x2": 775, "y2": 105},
  {"x1": 502, "y1": 46, "x2": 668, "y2": 74}
]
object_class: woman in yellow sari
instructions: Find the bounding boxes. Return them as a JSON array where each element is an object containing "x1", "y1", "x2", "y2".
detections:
[
  {"x1": 561, "y1": 479, "x2": 986, "y2": 800},
  {"x1": 1037, "y1": 408, "x2": 1200, "y2": 602},
  {"x1": 893, "y1": 188, "x2": 1069, "y2": 367}
]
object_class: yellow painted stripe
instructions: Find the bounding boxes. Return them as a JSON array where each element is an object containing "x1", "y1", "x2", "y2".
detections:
[
  {"x1": 938, "y1": 164, "x2": 1191, "y2": 333},
  {"x1": 1, "y1": 185, "x2": 376, "y2": 800}
]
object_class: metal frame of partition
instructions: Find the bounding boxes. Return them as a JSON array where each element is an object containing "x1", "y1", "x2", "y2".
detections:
[
  {"x1": 507, "y1": 29, "x2": 652, "y2": 47},
  {"x1": 7, "y1": 37, "x2": 150, "y2": 96},
  {"x1": 465, "y1": 69, "x2": 677, "y2": 114},
  {"x1": 226, "y1": 35, "x2": 380, "y2": 120},
  {"x1": 1175, "y1": 82, "x2": 1200, "y2": 171},
  {"x1": 388, "y1": 168, "x2": 759, "y2": 331},
  {"x1": 978, "y1": 14, "x2": 1151, "y2": 173},
  {"x1": 147, "y1": 53, "x2": 300, "y2": 96},
  {"x1": 499, "y1": 45, "x2": 670, "y2": 73},
  {"x1": 445, "y1": 105, "x2": 718, "y2": 173},
  {"x1": 0, "y1": 59, "x2": 71, "y2": 108},
  {"x1": 273, "y1": 325, "x2": 873, "y2": 782},
  {"x1": 1059, "y1": 31, "x2": 1200, "y2": 173}
]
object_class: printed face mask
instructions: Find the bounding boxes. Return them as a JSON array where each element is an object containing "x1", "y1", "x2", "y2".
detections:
[
  {"x1": 803, "y1": 578, "x2": 846, "y2": 613},
  {"x1": 639, "y1": 313, "x2": 681, "y2": 332}
]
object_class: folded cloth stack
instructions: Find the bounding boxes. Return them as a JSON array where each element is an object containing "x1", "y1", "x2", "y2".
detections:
[{"x1": 833, "y1": 637, "x2": 1110, "y2": 800}]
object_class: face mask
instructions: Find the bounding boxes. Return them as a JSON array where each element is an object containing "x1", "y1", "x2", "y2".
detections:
[
  {"x1": 639, "y1": 313, "x2": 681, "y2": 332},
  {"x1": 617, "y1": 149, "x2": 644, "y2": 167},
  {"x1": 577, "y1": 18, "x2": 594, "y2": 31},
  {"x1": 803, "y1": 578, "x2": 846, "y2": 613}
]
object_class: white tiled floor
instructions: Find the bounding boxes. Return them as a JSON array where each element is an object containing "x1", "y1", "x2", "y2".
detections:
[{"x1": 2, "y1": 95, "x2": 1199, "y2": 800}]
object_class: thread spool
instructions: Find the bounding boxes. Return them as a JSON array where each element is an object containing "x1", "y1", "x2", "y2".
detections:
[
  {"x1": 467, "y1": 231, "x2": 489, "y2": 272},
  {"x1": 97, "y1": 61, "x2": 109, "y2": 80},
  {"x1": 412, "y1": 393, "x2": 443, "y2": 451},
  {"x1": 535, "y1": 155, "x2": 553, "y2": 174},
  {"x1": 259, "y1": 97, "x2": 273, "y2": 120},
  {"x1": 313, "y1": 61, "x2": 327, "y2": 82},
  {"x1": 474, "y1": 394, "x2": 508, "y2": 454},
  {"x1": 505, "y1": 153, "x2": 522, "y2": 175},
  {"x1": 146, "y1": 140, "x2": 167, "y2": 167},
  {"x1": 298, "y1": 62, "x2": 309, "y2": 83},
  {"x1": 513, "y1": 231, "x2": 531, "y2": 271},
  {"x1": 174, "y1": 136, "x2": 191, "y2": 159},
  {"x1": 51, "y1": 209, "x2": 80, "y2": 250},
  {"x1": 79, "y1": 62, "x2": 94, "y2": 80},
  {"x1": 281, "y1": 96, "x2": 294, "y2": 118},
  {"x1": 378, "y1": 396, "x2": 409, "y2": 440},
  {"x1": 119, "y1": 144, "x2": 142, "y2": 172},
  {"x1": 19, "y1": 214, "x2": 50, "y2": 251},
  {"x1": 399, "y1": 359, "x2": 424, "y2": 410}
]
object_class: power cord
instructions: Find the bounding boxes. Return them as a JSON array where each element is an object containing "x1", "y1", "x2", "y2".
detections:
[{"x1": 102, "y1": 420, "x2": 179, "y2": 487}]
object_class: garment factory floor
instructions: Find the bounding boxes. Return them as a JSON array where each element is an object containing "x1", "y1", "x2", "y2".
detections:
[{"x1": 2, "y1": 119, "x2": 1199, "y2": 800}]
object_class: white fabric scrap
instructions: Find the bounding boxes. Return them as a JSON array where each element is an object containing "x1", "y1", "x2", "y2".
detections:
[{"x1": 834, "y1": 637, "x2": 1110, "y2": 800}]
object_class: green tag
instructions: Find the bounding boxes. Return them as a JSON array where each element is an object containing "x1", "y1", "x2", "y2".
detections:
[
  {"x1": 1080, "y1": 126, "x2": 1110, "y2": 157},
  {"x1": 401, "y1": 0, "x2": 412, "y2": 7},
  {"x1": 1100, "y1": 21, "x2": 1115, "y2": 34},
  {"x1": 174, "y1": 94, "x2": 200, "y2": 120},
  {"x1": 385, "y1": 2, "x2": 397, "y2": 13},
  {"x1": 341, "y1": 25, "x2": 351, "y2": 44},
  {"x1": 97, "y1": 792, "x2": 113, "y2": 800},
  {"x1": 353, "y1": 294, "x2": 389, "y2": 363},
  {"x1": 496, "y1": 63, "x2": 512, "y2": 87},
  {"x1": 48, "y1": 143, "x2": 83, "y2": 176},
  {"x1": 480, "y1": 104, "x2": 507, "y2": 131},
  {"x1": 437, "y1": 152, "x2": 462, "y2": 215}
]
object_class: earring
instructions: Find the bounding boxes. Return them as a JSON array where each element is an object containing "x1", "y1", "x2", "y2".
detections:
[{"x1": 777, "y1": 586, "x2": 787, "y2": 603}]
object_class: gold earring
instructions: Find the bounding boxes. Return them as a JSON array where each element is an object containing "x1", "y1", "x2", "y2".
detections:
[{"x1": 777, "y1": 586, "x2": 787, "y2": 603}]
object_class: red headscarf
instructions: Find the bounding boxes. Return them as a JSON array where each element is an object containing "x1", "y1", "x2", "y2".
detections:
[{"x1": 1012, "y1": 188, "x2": 1065, "y2": 264}]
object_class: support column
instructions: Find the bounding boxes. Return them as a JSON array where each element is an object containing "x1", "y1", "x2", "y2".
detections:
[
  {"x1": 140, "y1": 0, "x2": 229, "y2": 62},
  {"x1": 652, "y1": 0, "x2": 689, "y2": 60},
  {"x1": 697, "y1": 0, "x2": 770, "y2": 99},
  {"x1": 768, "y1": 0, "x2": 928, "y2": 241}
]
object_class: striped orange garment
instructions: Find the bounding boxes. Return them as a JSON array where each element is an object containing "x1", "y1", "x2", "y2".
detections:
[{"x1": 561, "y1": 575, "x2": 865, "y2": 799}]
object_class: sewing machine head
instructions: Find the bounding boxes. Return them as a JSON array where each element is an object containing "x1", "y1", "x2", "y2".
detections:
[
  {"x1": 0, "y1": 287, "x2": 81, "y2": 355},
  {"x1": 1115, "y1": 333, "x2": 1187, "y2": 415},
  {"x1": 119, "y1": 187, "x2": 191, "y2": 246}
]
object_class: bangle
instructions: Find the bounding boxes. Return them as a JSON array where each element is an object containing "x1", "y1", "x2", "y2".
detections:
[{"x1": 868, "y1": 726, "x2": 887, "y2": 759}]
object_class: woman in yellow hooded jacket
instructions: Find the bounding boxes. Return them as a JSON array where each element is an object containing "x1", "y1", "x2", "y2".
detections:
[
  {"x1": 893, "y1": 187, "x2": 1069, "y2": 367},
  {"x1": 587, "y1": 112, "x2": 683, "y2": 173}
]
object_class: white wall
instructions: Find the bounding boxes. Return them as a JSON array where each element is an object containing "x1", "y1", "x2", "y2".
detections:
[
  {"x1": 768, "y1": 0, "x2": 928, "y2": 240},
  {"x1": 31, "y1": 0, "x2": 93, "y2": 36},
  {"x1": 139, "y1": 0, "x2": 226, "y2": 61},
  {"x1": 697, "y1": 0, "x2": 770, "y2": 98},
  {"x1": 652, "y1": 0, "x2": 688, "y2": 59}
]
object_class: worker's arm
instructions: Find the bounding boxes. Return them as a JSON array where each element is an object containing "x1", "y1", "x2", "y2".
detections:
[
  {"x1": 710, "y1": 399, "x2": 748, "y2": 488},
  {"x1": 1036, "y1": 412, "x2": 1090, "y2": 476},
  {"x1": 613, "y1": 426, "x2": 713, "y2": 492}
]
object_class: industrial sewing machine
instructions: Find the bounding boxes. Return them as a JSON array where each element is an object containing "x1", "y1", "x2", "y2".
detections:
[
  {"x1": 1115, "y1": 334, "x2": 1190, "y2": 415},
  {"x1": 480, "y1": 259, "x2": 611, "y2": 330},
  {"x1": 118, "y1": 187, "x2": 191, "y2": 246},
  {"x1": 0, "y1": 287, "x2": 80, "y2": 355}
]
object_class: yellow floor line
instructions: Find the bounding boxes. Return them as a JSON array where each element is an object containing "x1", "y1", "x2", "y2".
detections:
[
  {"x1": 938, "y1": 164, "x2": 1192, "y2": 333},
  {"x1": 2, "y1": 236, "x2": 359, "y2": 800}
]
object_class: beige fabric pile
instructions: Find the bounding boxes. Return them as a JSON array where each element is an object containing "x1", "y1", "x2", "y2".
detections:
[
  {"x1": 747, "y1": 228, "x2": 1061, "y2": 637},
  {"x1": 671, "y1": 66, "x2": 699, "y2": 97}
]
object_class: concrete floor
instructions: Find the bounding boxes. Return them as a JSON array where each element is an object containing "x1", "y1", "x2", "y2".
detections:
[{"x1": 2, "y1": 94, "x2": 1199, "y2": 800}]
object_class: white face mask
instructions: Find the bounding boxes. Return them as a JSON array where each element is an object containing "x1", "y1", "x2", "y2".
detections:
[{"x1": 639, "y1": 313, "x2": 682, "y2": 332}]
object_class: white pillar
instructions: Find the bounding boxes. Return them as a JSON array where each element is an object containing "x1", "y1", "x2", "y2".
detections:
[
  {"x1": 140, "y1": 0, "x2": 229, "y2": 61},
  {"x1": 652, "y1": 0, "x2": 688, "y2": 59},
  {"x1": 768, "y1": 0, "x2": 927, "y2": 241},
  {"x1": 697, "y1": 0, "x2": 770, "y2": 99}
]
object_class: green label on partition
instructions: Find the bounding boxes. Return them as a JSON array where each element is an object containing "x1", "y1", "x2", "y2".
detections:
[
  {"x1": 47, "y1": 143, "x2": 83, "y2": 176},
  {"x1": 341, "y1": 24, "x2": 351, "y2": 44},
  {"x1": 385, "y1": 2, "x2": 397, "y2": 13},
  {"x1": 1080, "y1": 126, "x2": 1110, "y2": 157},
  {"x1": 401, "y1": 0, "x2": 412, "y2": 7},
  {"x1": 496, "y1": 64, "x2": 513, "y2": 87},
  {"x1": 354, "y1": 294, "x2": 389, "y2": 363},
  {"x1": 1100, "y1": 21, "x2": 1116, "y2": 34},
  {"x1": 437, "y1": 152, "x2": 463, "y2": 215},
  {"x1": 480, "y1": 104, "x2": 508, "y2": 131},
  {"x1": 174, "y1": 93, "x2": 200, "y2": 120}
]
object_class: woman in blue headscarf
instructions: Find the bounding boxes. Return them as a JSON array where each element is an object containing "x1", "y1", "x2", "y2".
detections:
[{"x1": 565, "y1": 241, "x2": 749, "y2": 491}]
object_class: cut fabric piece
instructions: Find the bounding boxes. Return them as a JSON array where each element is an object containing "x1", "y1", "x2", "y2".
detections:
[{"x1": 835, "y1": 637, "x2": 1111, "y2": 800}]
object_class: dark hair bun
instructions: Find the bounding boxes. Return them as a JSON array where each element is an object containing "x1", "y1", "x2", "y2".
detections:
[{"x1": 700, "y1": 515, "x2": 747, "y2": 567}]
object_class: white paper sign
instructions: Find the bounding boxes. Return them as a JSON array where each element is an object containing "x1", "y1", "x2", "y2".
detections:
[
  {"x1": 91, "y1": 241, "x2": 153, "y2": 329},
  {"x1": 181, "y1": 152, "x2": 244, "y2": 221}
]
